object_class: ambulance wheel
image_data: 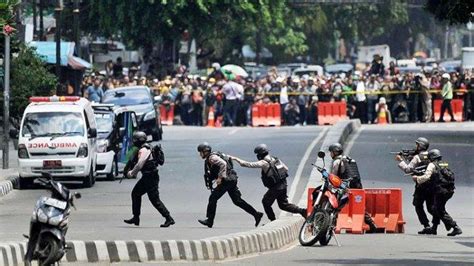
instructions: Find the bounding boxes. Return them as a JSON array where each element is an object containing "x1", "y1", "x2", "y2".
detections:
[
  {"x1": 83, "y1": 167, "x2": 94, "y2": 188},
  {"x1": 19, "y1": 177, "x2": 33, "y2": 190}
]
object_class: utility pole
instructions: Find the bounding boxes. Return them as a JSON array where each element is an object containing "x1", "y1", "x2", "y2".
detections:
[
  {"x1": 55, "y1": 0, "x2": 63, "y2": 82},
  {"x1": 39, "y1": 0, "x2": 43, "y2": 40},
  {"x1": 73, "y1": 0, "x2": 80, "y2": 57},
  {"x1": 3, "y1": 34, "x2": 11, "y2": 169},
  {"x1": 32, "y1": 0, "x2": 37, "y2": 39}
]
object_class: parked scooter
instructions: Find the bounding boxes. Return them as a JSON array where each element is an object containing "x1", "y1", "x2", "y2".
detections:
[
  {"x1": 24, "y1": 173, "x2": 81, "y2": 266},
  {"x1": 298, "y1": 151, "x2": 351, "y2": 247}
]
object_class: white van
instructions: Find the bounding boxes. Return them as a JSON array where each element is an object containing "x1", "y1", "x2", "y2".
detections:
[{"x1": 13, "y1": 96, "x2": 98, "y2": 188}]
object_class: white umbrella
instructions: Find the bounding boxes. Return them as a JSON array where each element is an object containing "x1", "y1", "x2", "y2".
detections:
[{"x1": 222, "y1": 64, "x2": 249, "y2": 78}]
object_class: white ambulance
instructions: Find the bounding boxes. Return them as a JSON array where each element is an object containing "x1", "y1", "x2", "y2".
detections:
[{"x1": 13, "y1": 96, "x2": 98, "y2": 188}]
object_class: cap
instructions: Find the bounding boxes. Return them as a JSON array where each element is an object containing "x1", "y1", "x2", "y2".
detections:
[{"x1": 442, "y1": 73, "x2": 450, "y2": 79}]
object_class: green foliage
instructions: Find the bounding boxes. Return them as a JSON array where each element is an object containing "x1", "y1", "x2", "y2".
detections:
[
  {"x1": 425, "y1": 0, "x2": 474, "y2": 25},
  {"x1": 0, "y1": 0, "x2": 18, "y2": 26},
  {"x1": 9, "y1": 45, "x2": 57, "y2": 119}
]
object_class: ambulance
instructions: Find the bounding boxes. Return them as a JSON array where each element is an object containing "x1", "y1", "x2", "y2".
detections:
[{"x1": 12, "y1": 96, "x2": 98, "y2": 188}]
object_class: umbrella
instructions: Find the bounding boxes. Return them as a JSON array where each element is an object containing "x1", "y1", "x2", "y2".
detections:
[{"x1": 222, "y1": 64, "x2": 249, "y2": 78}]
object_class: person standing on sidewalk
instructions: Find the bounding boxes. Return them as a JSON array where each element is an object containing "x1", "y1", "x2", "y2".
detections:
[{"x1": 438, "y1": 73, "x2": 456, "y2": 122}]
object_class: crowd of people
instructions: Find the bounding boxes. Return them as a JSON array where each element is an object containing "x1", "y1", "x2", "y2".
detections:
[{"x1": 82, "y1": 58, "x2": 474, "y2": 126}]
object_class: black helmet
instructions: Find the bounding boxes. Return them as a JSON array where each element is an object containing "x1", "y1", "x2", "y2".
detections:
[
  {"x1": 415, "y1": 137, "x2": 429, "y2": 151},
  {"x1": 132, "y1": 131, "x2": 147, "y2": 147},
  {"x1": 328, "y1": 143, "x2": 343, "y2": 156},
  {"x1": 428, "y1": 149, "x2": 442, "y2": 161},
  {"x1": 197, "y1": 142, "x2": 212, "y2": 153},
  {"x1": 254, "y1": 144, "x2": 269, "y2": 156}
]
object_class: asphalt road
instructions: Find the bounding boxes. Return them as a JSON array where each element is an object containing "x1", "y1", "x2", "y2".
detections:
[
  {"x1": 222, "y1": 123, "x2": 474, "y2": 265},
  {"x1": 0, "y1": 126, "x2": 325, "y2": 241}
]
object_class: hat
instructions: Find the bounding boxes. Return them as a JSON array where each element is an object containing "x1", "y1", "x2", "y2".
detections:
[{"x1": 442, "y1": 73, "x2": 450, "y2": 79}]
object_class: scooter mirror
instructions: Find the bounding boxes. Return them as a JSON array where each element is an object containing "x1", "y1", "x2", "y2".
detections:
[{"x1": 317, "y1": 151, "x2": 326, "y2": 158}]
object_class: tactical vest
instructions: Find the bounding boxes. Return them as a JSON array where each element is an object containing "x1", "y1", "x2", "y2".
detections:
[
  {"x1": 417, "y1": 151, "x2": 432, "y2": 188},
  {"x1": 205, "y1": 152, "x2": 236, "y2": 181},
  {"x1": 337, "y1": 156, "x2": 362, "y2": 188}
]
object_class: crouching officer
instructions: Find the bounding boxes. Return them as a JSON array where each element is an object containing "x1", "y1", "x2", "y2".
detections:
[
  {"x1": 412, "y1": 149, "x2": 462, "y2": 236},
  {"x1": 325, "y1": 143, "x2": 377, "y2": 233},
  {"x1": 197, "y1": 142, "x2": 263, "y2": 228},
  {"x1": 231, "y1": 144, "x2": 306, "y2": 222},
  {"x1": 395, "y1": 137, "x2": 434, "y2": 234},
  {"x1": 124, "y1": 131, "x2": 175, "y2": 227}
]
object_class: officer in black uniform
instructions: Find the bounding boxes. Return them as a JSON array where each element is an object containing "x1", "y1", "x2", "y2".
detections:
[
  {"x1": 412, "y1": 149, "x2": 462, "y2": 236},
  {"x1": 396, "y1": 137, "x2": 434, "y2": 234},
  {"x1": 232, "y1": 144, "x2": 306, "y2": 221},
  {"x1": 123, "y1": 131, "x2": 175, "y2": 227},
  {"x1": 197, "y1": 142, "x2": 263, "y2": 228},
  {"x1": 324, "y1": 143, "x2": 377, "y2": 233}
]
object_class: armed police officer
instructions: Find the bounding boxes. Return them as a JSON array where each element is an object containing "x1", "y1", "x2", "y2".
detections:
[
  {"x1": 197, "y1": 142, "x2": 263, "y2": 228},
  {"x1": 324, "y1": 143, "x2": 377, "y2": 233},
  {"x1": 395, "y1": 137, "x2": 434, "y2": 234},
  {"x1": 412, "y1": 149, "x2": 462, "y2": 236},
  {"x1": 231, "y1": 144, "x2": 306, "y2": 222},
  {"x1": 123, "y1": 131, "x2": 175, "y2": 228}
]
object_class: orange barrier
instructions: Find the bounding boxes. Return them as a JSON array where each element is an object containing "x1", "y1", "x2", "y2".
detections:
[
  {"x1": 159, "y1": 105, "x2": 174, "y2": 126},
  {"x1": 364, "y1": 188, "x2": 405, "y2": 233},
  {"x1": 433, "y1": 99, "x2": 463, "y2": 122},
  {"x1": 318, "y1": 102, "x2": 348, "y2": 125},
  {"x1": 252, "y1": 103, "x2": 281, "y2": 127},
  {"x1": 335, "y1": 189, "x2": 366, "y2": 234}
]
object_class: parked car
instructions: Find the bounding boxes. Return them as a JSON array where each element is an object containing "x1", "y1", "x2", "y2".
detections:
[
  {"x1": 101, "y1": 86, "x2": 162, "y2": 141},
  {"x1": 325, "y1": 64, "x2": 354, "y2": 75},
  {"x1": 293, "y1": 65, "x2": 324, "y2": 77}
]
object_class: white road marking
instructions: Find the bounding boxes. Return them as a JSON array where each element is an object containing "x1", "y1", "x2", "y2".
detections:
[{"x1": 228, "y1": 128, "x2": 239, "y2": 135}]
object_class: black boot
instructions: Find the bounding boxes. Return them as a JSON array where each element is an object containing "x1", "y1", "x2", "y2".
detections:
[
  {"x1": 254, "y1": 212, "x2": 264, "y2": 227},
  {"x1": 124, "y1": 216, "x2": 140, "y2": 226},
  {"x1": 299, "y1": 208, "x2": 307, "y2": 219},
  {"x1": 366, "y1": 222, "x2": 377, "y2": 233},
  {"x1": 427, "y1": 224, "x2": 437, "y2": 235},
  {"x1": 160, "y1": 217, "x2": 175, "y2": 228},
  {"x1": 418, "y1": 226, "x2": 431, "y2": 234},
  {"x1": 447, "y1": 225, "x2": 462, "y2": 236},
  {"x1": 198, "y1": 219, "x2": 213, "y2": 228}
]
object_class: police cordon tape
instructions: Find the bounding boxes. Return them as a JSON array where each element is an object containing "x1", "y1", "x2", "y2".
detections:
[
  {"x1": 247, "y1": 89, "x2": 473, "y2": 96},
  {"x1": 0, "y1": 217, "x2": 303, "y2": 265}
]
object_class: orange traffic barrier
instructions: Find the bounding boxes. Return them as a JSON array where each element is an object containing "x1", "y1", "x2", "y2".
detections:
[
  {"x1": 207, "y1": 106, "x2": 215, "y2": 127},
  {"x1": 159, "y1": 105, "x2": 174, "y2": 126},
  {"x1": 335, "y1": 189, "x2": 366, "y2": 234},
  {"x1": 252, "y1": 103, "x2": 281, "y2": 127},
  {"x1": 433, "y1": 99, "x2": 463, "y2": 122},
  {"x1": 318, "y1": 102, "x2": 348, "y2": 125},
  {"x1": 364, "y1": 188, "x2": 405, "y2": 233}
]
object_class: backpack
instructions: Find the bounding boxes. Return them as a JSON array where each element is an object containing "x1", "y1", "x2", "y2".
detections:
[
  {"x1": 211, "y1": 152, "x2": 238, "y2": 182},
  {"x1": 262, "y1": 157, "x2": 288, "y2": 188},
  {"x1": 144, "y1": 143, "x2": 164, "y2": 166},
  {"x1": 433, "y1": 162, "x2": 455, "y2": 193}
]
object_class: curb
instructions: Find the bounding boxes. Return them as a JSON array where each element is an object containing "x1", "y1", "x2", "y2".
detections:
[
  {"x1": 0, "y1": 176, "x2": 18, "y2": 198},
  {"x1": 0, "y1": 217, "x2": 303, "y2": 265}
]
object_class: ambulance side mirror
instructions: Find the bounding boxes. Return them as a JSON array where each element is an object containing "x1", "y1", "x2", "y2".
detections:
[
  {"x1": 88, "y1": 128, "x2": 97, "y2": 138},
  {"x1": 9, "y1": 129, "x2": 18, "y2": 139}
]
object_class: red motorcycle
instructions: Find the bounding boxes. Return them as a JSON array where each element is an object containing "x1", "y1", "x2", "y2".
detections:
[{"x1": 299, "y1": 151, "x2": 351, "y2": 246}]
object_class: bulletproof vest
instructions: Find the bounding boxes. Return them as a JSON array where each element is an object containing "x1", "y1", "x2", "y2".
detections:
[
  {"x1": 141, "y1": 144, "x2": 158, "y2": 173},
  {"x1": 416, "y1": 151, "x2": 432, "y2": 187},
  {"x1": 338, "y1": 156, "x2": 361, "y2": 185},
  {"x1": 206, "y1": 152, "x2": 234, "y2": 181}
]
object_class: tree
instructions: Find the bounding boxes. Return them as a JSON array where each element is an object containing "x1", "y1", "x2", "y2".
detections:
[{"x1": 425, "y1": 0, "x2": 474, "y2": 25}]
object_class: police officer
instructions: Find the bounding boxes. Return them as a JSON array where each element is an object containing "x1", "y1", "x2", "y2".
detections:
[
  {"x1": 197, "y1": 142, "x2": 263, "y2": 228},
  {"x1": 123, "y1": 131, "x2": 175, "y2": 227},
  {"x1": 326, "y1": 143, "x2": 377, "y2": 233},
  {"x1": 395, "y1": 137, "x2": 434, "y2": 234},
  {"x1": 412, "y1": 149, "x2": 462, "y2": 236},
  {"x1": 231, "y1": 144, "x2": 307, "y2": 222}
]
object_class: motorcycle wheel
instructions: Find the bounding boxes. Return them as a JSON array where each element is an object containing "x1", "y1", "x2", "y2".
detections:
[
  {"x1": 319, "y1": 229, "x2": 332, "y2": 246},
  {"x1": 298, "y1": 210, "x2": 329, "y2": 246},
  {"x1": 37, "y1": 235, "x2": 60, "y2": 266}
]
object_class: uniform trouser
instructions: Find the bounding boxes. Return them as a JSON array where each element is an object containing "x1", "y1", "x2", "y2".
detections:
[
  {"x1": 263, "y1": 187, "x2": 303, "y2": 221},
  {"x1": 132, "y1": 172, "x2": 171, "y2": 218},
  {"x1": 439, "y1": 99, "x2": 455, "y2": 121},
  {"x1": 432, "y1": 192, "x2": 457, "y2": 230},
  {"x1": 422, "y1": 99, "x2": 432, "y2": 122},
  {"x1": 413, "y1": 185, "x2": 434, "y2": 227},
  {"x1": 206, "y1": 180, "x2": 259, "y2": 223}
]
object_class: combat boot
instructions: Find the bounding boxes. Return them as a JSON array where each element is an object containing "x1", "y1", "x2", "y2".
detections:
[
  {"x1": 124, "y1": 216, "x2": 140, "y2": 226},
  {"x1": 299, "y1": 208, "x2": 308, "y2": 219},
  {"x1": 418, "y1": 226, "x2": 431, "y2": 234},
  {"x1": 198, "y1": 219, "x2": 213, "y2": 228},
  {"x1": 426, "y1": 224, "x2": 437, "y2": 235},
  {"x1": 254, "y1": 212, "x2": 264, "y2": 227},
  {"x1": 160, "y1": 217, "x2": 175, "y2": 228},
  {"x1": 447, "y1": 225, "x2": 462, "y2": 236},
  {"x1": 366, "y1": 222, "x2": 377, "y2": 233}
]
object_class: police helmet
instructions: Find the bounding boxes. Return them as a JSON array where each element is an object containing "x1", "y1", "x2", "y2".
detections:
[
  {"x1": 197, "y1": 142, "x2": 212, "y2": 153},
  {"x1": 428, "y1": 149, "x2": 442, "y2": 161},
  {"x1": 254, "y1": 144, "x2": 270, "y2": 156},
  {"x1": 132, "y1": 131, "x2": 147, "y2": 147},
  {"x1": 328, "y1": 143, "x2": 343, "y2": 156},
  {"x1": 415, "y1": 137, "x2": 430, "y2": 151}
]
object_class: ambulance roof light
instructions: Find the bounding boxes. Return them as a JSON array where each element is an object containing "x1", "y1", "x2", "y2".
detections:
[{"x1": 29, "y1": 96, "x2": 81, "y2": 103}]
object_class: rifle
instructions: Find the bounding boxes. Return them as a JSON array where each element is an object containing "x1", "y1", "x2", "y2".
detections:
[
  {"x1": 204, "y1": 173, "x2": 215, "y2": 191},
  {"x1": 404, "y1": 165, "x2": 428, "y2": 176},
  {"x1": 390, "y1": 149, "x2": 416, "y2": 160}
]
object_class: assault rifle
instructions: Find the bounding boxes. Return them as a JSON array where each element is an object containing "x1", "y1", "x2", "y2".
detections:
[
  {"x1": 404, "y1": 165, "x2": 428, "y2": 176},
  {"x1": 390, "y1": 149, "x2": 417, "y2": 160}
]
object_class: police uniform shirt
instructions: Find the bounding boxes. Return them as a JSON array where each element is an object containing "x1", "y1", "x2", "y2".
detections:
[
  {"x1": 331, "y1": 155, "x2": 345, "y2": 176},
  {"x1": 234, "y1": 155, "x2": 288, "y2": 174},
  {"x1": 128, "y1": 147, "x2": 153, "y2": 177},
  {"x1": 413, "y1": 163, "x2": 436, "y2": 185},
  {"x1": 207, "y1": 154, "x2": 228, "y2": 180}
]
